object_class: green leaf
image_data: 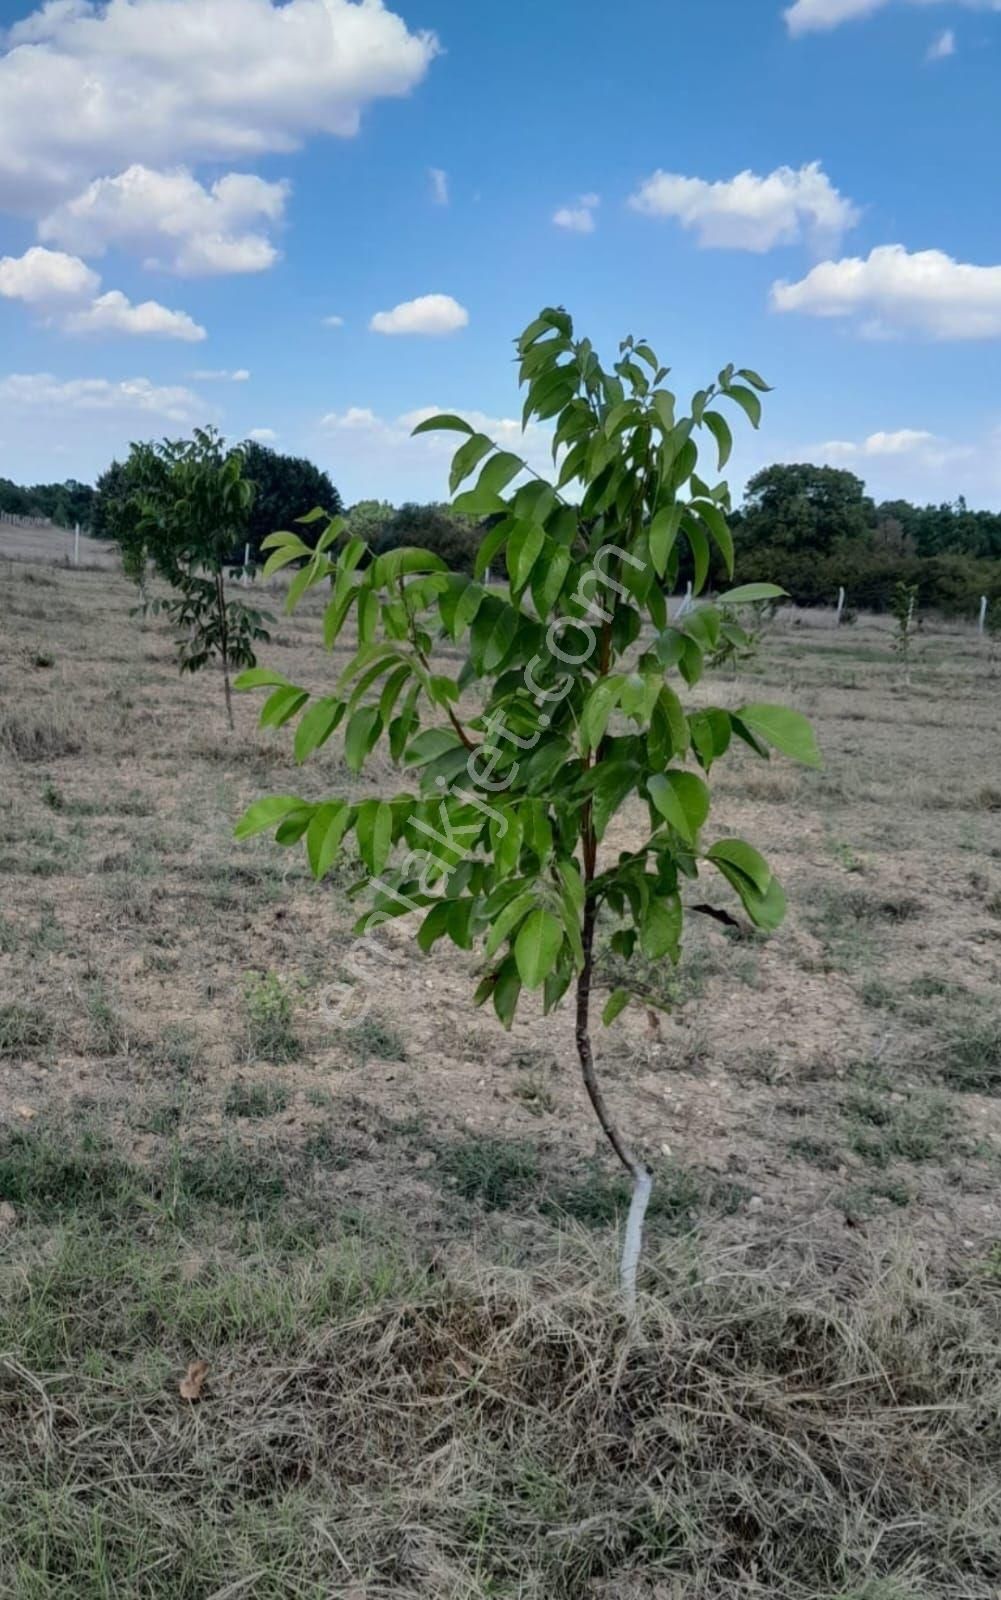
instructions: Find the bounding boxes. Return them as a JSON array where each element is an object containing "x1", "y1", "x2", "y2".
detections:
[
  {"x1": 233, "y1": 667, "x2": 292, "y2": 691},
  {"x1": 355, "y1": 799, "x2": 393, "y2": 876},
  {"x1": 688, "y1": 709, "x2": 731, "y2": 771},
  {"x1": 449, "y1": 433, "x2": 495, "y2": 495},
  {"x1": 373, "y1": 546, "x2": 448, "y2": 585},
  {"x1": 234, "y1": 795, "x2": 305, "y2": 840},
  {"x1": 467, "y1": 451, "x2": 524, "y2": 508},
  {"x1": 260, "y1": 686, "x2": 309, "y2": 729},
  {"x1": 649, "y1": 504, "x2": 682, "y2": 578},
  {"x1": 306, "y1": 801, "x2": 350, "y2": 879},
  {"x1": 648, "y1": 770, "x2": 709, "y2": 842},
  {"x1": 492, "y1": 958, "x2": 522, "y2": 1029},
  {"x1": 471, "y1": 599, "x2": 519, "y2": 674},
  {"x1": 681, "y1": 514, "x2": 710, "y2": 593},
  {"x1": 293, "y1": 695, "x2": 343, "y2": 764},
  {"x1": 640, "y1": 893, "x2": 682, "y2": 961},
  {"x1": 652, "y1": 390, "x2": 675, "y2": 433},
  {"x1": 737, "y1": 368, "x2": 773, "y2": 392},
  {"x1": 711, "y1": 858, "x2": 787, "y2": 931},
  {"x1": 514, "y1": 908, "x2": 564, "y2": 990},
  {"x1": 357, "y1": 587, "x2": 379, "y2": 644},
  {"x1": 602, "y1": 988, "x2": 631, "y2": 1027},
  {"x1": 581, "y1": 675, "x2": 624, "y2": 754},
  {"x1": 707, "y1": 838, "x2": 773, "y2": 896},
  {"x1": 531, "y1": 542, "x2": 570, "y2": 619},
  {"x1": 702, "y1": 410, "x2": 733, "y2": 470},
  {"x1": 485, "y1": 890, "x2": 536, "y2": 958},
  {"x1": 344, "y1": 706, "x2": 381, "y2": 772},
  {"x1": 693, "y1": 501, "x2": 734, "y2": 578},
  {"x1": 735, "y1": 704, "x2": 821, "y2": 768},
  {"x1": 725, "y1": 383, "x2": 762, "y2": 429},
  {"x1": 506, "y1": 520, "x2": 545, "y2": 593},
  {"x1": 492, "y1": 807, "x2": 522, "y2": 877},
  {"x1": 262, "y1": 539, "x2": 310, "y2": 577},
  {"x1": 410, "y1": 413, "x2": 475, "y2": 436},
  {"x1": 718, "y1": 584, "x2": 787, "y2": 604},
  {"x1": 405, "y1": 727, "x2": 464, "y2": 767}
]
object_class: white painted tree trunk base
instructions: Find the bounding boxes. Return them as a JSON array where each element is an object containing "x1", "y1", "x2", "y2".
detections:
[{"x1": 620, "y1": 1165, "x2": 652, "y2": 1312}]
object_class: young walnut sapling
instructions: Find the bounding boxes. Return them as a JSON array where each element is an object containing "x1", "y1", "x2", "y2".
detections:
[{"x1": 235, "y1": 309, "x2": 821, "y2": 1304}]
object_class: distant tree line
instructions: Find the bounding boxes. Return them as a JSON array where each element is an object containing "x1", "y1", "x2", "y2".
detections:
[
  {"x1": 0, "y1": 476, "x2": 95, "y2": 528},
  {"x1": 5, "y1": 447, "x2": 999, "y2": 615},
  {"x1": 728, "y1": 464, "x2": 1001, "y2": 615}
]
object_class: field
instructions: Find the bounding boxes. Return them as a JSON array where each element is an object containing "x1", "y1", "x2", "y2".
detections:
[{"x1": 1, "y1": 545, "x2": 1000, "y2": 1598}]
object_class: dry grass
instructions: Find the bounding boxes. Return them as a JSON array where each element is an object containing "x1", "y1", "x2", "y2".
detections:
[{"x1": 1, "y1": 1193, "x2": 1000, "y2": 1598}]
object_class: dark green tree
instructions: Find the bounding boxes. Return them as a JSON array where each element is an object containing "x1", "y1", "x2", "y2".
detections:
[
  {"x1": 376, "y1": 502, "x2": 483, "y2": 574},
  {"x1": 241, "y1": 442, "x2": 341, "y2": 563},
  {"x1": 733, "y1": 463, "x2": 875, "y2": 555}
]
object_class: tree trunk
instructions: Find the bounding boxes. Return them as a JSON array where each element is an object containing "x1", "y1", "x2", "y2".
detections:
[{"x1": 575, "y1": 896, "x2": 652, "y2": 1312}]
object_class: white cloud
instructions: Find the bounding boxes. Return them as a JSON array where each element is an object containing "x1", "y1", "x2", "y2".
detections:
[
  {"x1": 553, "y1": 193, "x2": 600, "y2": 234},
  {"x1": 320, "y1": 403, "x2": 556, "y2": 481},
  {"x1": 0, "y1": 370, "x2": 201, "y2": 421},
  {"x1": 0, "y1": 0, "x2": 439, "y2": 211},
  {"x1": 190, "y1": 367, "x2": 250, "y2": 381},
  {"x1": 0, "y1": 245, "x2": 99, "y2": 303},
  {"x1": 369, "y1": 293, "x2": 468, "y2": 335},
  {"x1": 39, "y1": 165, "x2": 288, "y2": 275},
  {"x1": 62, "y1": 288, "x2": 206, "y2": 340},
  {"x1": 772, "y1": 243, "x2": 1001, "y2": 339},
  {"x1": 322, "y1": 313, "x2": 345, "y2": 327},
  {"x1": 0, "y1": 242, "x2": 204, "y2": 338},
  {"x1": 817, "y1": 428, "x2": 956, "y2": 460},
  {"x1": 629, "y1": 162, "x2": 859, "y2": 253},
  {"x1": 785, "y1": 0, "x2": 1000, "y2": 35},
  {"x1": 429, "y1": 167, "x2": 448, "y2": 206},
  {"x1": 248, "y1": 426, "x2": 277, "y2": 442},
  {"x1": 926, "y1": 26, "x2": 956, "y2": 56},
  {"x1": 323, "y1": 405, "x2": 381, "y2": 428}
]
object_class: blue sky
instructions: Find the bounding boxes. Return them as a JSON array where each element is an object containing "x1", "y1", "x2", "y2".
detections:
[{"x1": 0, "y1": 0, "x2": 999, "y2": 508}]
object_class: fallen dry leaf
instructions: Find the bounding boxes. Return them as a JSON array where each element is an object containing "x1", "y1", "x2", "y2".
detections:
[{"x1": 179, "y1": 1359, "x2": 209, "y2": 1402}]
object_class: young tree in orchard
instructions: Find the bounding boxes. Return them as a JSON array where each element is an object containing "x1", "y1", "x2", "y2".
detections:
[
  {"x1": 139, "y1": 428, "x2": 271, "y2": 729},
  {"x1": 234, "y1": 309, "x2": 820, "y2": 1303}
]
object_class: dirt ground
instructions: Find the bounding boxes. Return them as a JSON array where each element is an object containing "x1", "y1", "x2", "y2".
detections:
[{"x1": 1, "y1": 551, "x2": 1000, "y2": 1263}]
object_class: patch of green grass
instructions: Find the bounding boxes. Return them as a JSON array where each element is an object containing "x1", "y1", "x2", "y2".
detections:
[
  {"x1": 806, "y1": 886, "x2": 924, "y2": 974},
  {"x1": 839, "y1": 1177, "x2": 913, "y2": 1221},
  {"x1": 145, "y1": 1023, "x2": 199, "y2": 1074},
  {"x1": 842, "y1": 1089, "x2": 961, "y2": 1167},
  {"x1": 788, "y1": 1134, "x2": 843, "y2": 1170},
  {"x1": 224, "y1": 1079, "x2": 289, "y2": 1119},
  {"x1": 937, "y1": 1018, "x2": 1001, "y2": 1093},
  {"x1": 243, "y1": 970, "x2": 301, "y2": 1063},
  {"x1": 0, "y1": 1002, "x2": 53, "y2": 1059},
  {"x1": 340, "y1": 1015, "x2": 406, "y2": 1065},
  {"x1": 83, "y1": 979, "x2": 132, "y2": 1056},
  {"x1": 435, "y1": 1136, "x2": 746, "y2": 1231},
  {"x1": 437, "y1": 1135, "x2": 540, "y2": 1210}
]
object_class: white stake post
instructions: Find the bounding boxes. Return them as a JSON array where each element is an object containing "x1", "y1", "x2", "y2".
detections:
[
  {"x1": 73, "y1": 522, "x2": 80, "y2": 567},
  {"x1": 677, "y1": 580, "x2": 693, "y2": 619},
  {"x1": 979, "y1": 595, "x2": 988, "y2": 635},
  {"x1": 243, "y1": 541, "x2": 250, "y2": 585},
  {"x1": 835, "y1": 586, "x2": 845, "y2": 628}
]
